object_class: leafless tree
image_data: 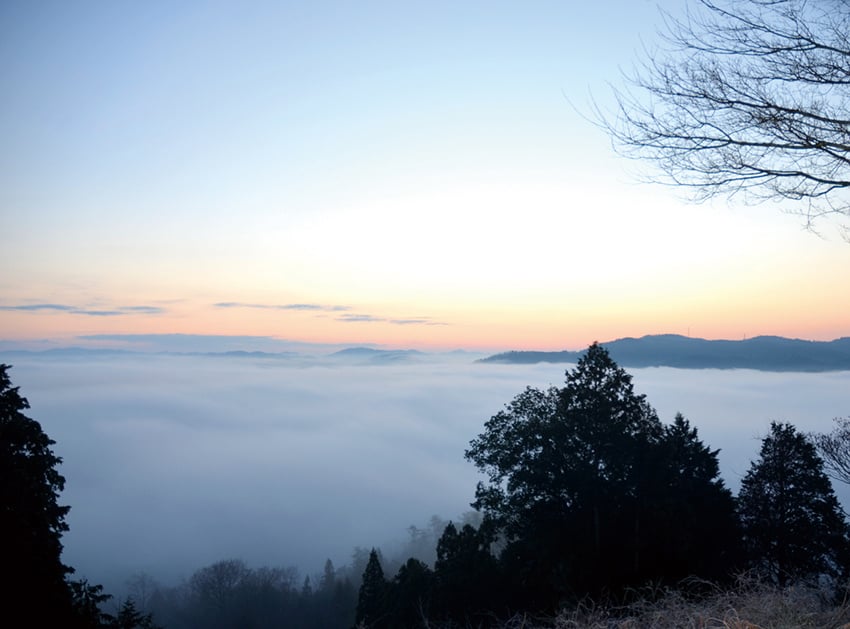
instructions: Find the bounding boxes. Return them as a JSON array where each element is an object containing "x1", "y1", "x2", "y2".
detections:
[
  {"x1": 189, "y1": 558, "x2": 249, "y2": 613},
  {"x1": 126, "y1": 572, "x2": 159, "y2": 613},
  {"x1": 600, "y1": 0, "x2": 850, "y2": 231},
  {"x1": 812, "y1": 416, "x2": 850, "y2": 486}
]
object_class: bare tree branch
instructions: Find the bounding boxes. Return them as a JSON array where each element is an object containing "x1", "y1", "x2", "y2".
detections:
[
  {"x1": 597, "y1": 0, "x2": 850, "y2": 229},
  {"x1": 811, "y1": 417, "x2": 850, "y2": 486}
]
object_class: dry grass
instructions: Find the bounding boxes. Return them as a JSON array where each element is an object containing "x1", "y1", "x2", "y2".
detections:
[{"x1": 502, "y1": 577, "x2": 850, "y2": 629}]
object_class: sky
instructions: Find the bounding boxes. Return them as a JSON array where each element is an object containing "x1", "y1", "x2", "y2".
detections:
[
  {"x1": 2, "y1": 0, "x2": 849, "y2": 351},
  {"x1": 9, "y1": 352, "x2": 850, "y2": 593}
]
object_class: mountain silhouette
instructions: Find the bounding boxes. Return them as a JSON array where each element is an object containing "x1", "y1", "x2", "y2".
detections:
[{"x1": 479, "y1": 335, "x2": 850, "y2": 371}]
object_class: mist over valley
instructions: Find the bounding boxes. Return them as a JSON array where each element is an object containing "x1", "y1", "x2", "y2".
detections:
[{"x1": 5, "y1": 348, "x2": 849, "y2": 597}]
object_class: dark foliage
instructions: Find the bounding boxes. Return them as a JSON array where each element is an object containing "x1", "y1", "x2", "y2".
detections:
[
  {"x1": 637, "y1": 414, "x2": 742, "y2": 582},
  {"x1": 0, "y1": 363, "x2": 140, "y2": 627},
  {"x1": 114, "y1": 597, "x2": 161, "y2": 629},
  {"x1": 432, "y1": 521, "x2": 502, "y2": 623},
  {"x1": 738, "y1": 421, "x2": 850, "y2": 585},
  {"x1": 385, "y1": 558, "x2": 433, "y2": 628},
  {"x1": 356, "y1": 549, "x2": 389, "y2": 628},
  {"x1": 1, "y1": 363, "x2": 76, "y2": 624},
  {"x1": 70, "y1": 579, "x2": 115, "y2": 627},
  {"x1": 465, "y1": 344, "x2": 740, "y2": 609},
  {"x1": 148, "y1": 558, "x2": 357, "y2": 629}
]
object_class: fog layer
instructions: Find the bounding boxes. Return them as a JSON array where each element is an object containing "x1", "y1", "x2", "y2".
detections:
[{"x1": 6, "y1": 353, "x2": 849, "y2": 592}]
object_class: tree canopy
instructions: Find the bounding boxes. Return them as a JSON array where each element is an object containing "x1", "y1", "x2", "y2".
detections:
[
  {"x1": 465, "y1": 344, "x2": 739, "y2": 606},
  {"x1": 0, "y1": 363, "x2": 76, "y2": 624},
  {"x1": 738, "y1": 421, "x2": 849, "y2": 585},
  {"x1": 601, "y1": 0, "x2": 850, "y2": 230},
  {"x1": 355, "y1": 549, "x2": 388, "y2": 628}
]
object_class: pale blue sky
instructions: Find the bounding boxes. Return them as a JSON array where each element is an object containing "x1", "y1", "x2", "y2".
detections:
[{"x1": 2, "y1": 1, "x2": 652, "y2": 212}]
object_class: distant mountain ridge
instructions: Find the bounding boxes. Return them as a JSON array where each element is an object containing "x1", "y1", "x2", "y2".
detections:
[
  {"x1": 4, "y1": 335, "x2": 850, "y2": 371},
  {"x1": 329, "y1": 347, "x2": 426, "y2": 364},
  {"x1": 0, "y1": 345, "x2": 468, "y2": 365},
  {"x1": 479, "y1": 335, "x2": 850, "y2": 372}
]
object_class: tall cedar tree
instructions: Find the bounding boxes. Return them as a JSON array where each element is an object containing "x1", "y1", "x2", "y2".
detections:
[
  {"x1": 356, "y1": 548, "x2": 388, "y2": 628},
  {"x1": 738, "y1": 421, "x2": 850, "y2": 585},
  {"x1": 0, "y1": 363, "x2": 77, "y2": 624},
  {"x1": 466, "y1": 344, "x2": 739, "y2": 607},
  {"x1": 639, "y1": 414, "x2": 741, "y2": 582}
]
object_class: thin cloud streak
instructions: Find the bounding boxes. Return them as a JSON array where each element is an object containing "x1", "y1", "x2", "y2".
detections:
[
  {"x1": 119, "y1": 306, "x2": 166, "y2": 314},
  {"x1": 0, "y1": 303, "x2": 166, "y2": 316},
  {"x1": 336, "y1": 314, "x2": 450, "y2": 326},
  {"x1": 336, "y1": 313, "x2": 387, "y2": 323},
  {"x1": 213, "y1": 302, "x2": 350, "y2": 312},
  {"x1": 0, "y1": 303, "x2": 76, "y2": 312},
  {"x1": 390, "y1": 319, "x2": 449, "y2": 326},
  {"x1": 211, "y1": 300, "x2": 463, "y2": 330}
]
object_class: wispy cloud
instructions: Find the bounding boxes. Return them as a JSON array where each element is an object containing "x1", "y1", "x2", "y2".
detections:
[
  {"x1": 336, "y1": 313, "x2": 385, "y2": 323},
  {"x1": 389, "y1": 318, "x2": 449, "y2": 326},
  {"x1": 119, "y1": 305, "x2": 166, "y2": 314},
  {"x1": 212, "y1": 303, "x2": 448, "y2": 327},
  {"x1": 214, "y1": 302, "x2": 350, "y2": 312},
  {"x1": 0, "y1": 303, "x2": 76, "y2": 312},
  {"x1": 0, "y1": 303, "x2": 165, "y2": 316},
  {"x1": 336, "y1": 313, "x2": 450, "y2": 326}
]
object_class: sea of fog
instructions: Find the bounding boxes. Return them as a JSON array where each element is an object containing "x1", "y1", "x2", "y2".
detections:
[{"x1": 5, "y1": 352, "x2": 850, "y2": 594}]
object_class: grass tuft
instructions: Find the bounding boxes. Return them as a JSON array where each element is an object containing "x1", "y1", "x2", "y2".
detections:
[{"x1": 535, "y1": 576, "x2": 850, "y2": 629}]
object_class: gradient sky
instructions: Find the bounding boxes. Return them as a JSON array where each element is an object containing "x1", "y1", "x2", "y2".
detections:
[{"x1": 2, "y1": 0, "x2": 849, "y2": 351}]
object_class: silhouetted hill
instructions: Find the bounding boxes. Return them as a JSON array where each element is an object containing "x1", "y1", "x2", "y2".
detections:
[
  {"x1": 479, "y1": 335, "x2": 850, "y2": 371},
  {"x1": 0, "y1": 345, "x2": 486, "y2": 364}
]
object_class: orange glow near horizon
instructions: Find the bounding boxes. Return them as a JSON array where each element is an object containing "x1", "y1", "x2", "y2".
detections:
[{"x1": 2, "y1": 287, "x2": 848, "y2": 353}]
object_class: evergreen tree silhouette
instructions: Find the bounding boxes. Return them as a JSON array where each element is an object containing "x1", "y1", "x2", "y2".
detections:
[
  {"x1": 356, "y1": 549, "x2": 387, "y2": 628},
  {"x1": 114, "y1": 597, "x2": 160, "y2": 629},
  {"x1": 386, "y1": 557, "x2": 433, "y2": 627},
  {"x1": 0, "y1": 364, "x2": 76, "y2": 624},
  {"x1": 738, "y1": 421, "x2": 850, "y2": 585}
]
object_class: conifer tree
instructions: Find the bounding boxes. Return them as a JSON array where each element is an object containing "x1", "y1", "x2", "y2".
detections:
[
  {"x1": 114, "y1": 598, "x2": 161, "y2": 629},
  {"x1": 355, "y1": 549, "x2": 387, "y2": 628},
  {"x1": 738, "y1": 422, "x2": 849, "y2": 585},
  {"x1": 386, "y1": 558, "x2": 433, "y2": 628},
  {"x1": 638, "y1": 413, "x2": 741, "y2": 582},
  {"x1": 466, "y1": 344, "x2": 664, "y2": 599},
  {"x1": 433, "y1": 522, "x2": 499, "y2": 622},
  {"x1": 0, "y1": 364, "x2": 76, "y2": 624},
  {"x1": 69, "y1": 579, "x2": 114, "y2": 627}
]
